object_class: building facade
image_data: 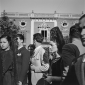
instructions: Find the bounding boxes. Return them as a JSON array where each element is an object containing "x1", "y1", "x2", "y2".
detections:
[{"x1": 0, "y1": 11, "x2": 82, "y2": 48}]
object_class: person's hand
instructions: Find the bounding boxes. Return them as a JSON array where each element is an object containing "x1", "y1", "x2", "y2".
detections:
[{"x1": 45, "y1": 76, "x2": 52, "y2": 84}]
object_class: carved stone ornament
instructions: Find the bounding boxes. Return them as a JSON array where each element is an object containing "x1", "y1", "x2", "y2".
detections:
[
  {"x1": 19, "y1": 20, "x2": 27, "y2": 30},
  {"x1": 61, "y1": 20, "x2": 69, "y2": 27}
]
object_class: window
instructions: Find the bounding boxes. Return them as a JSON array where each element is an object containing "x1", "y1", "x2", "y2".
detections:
[
  {"x1": 61, "y1": 20, "x2": 69, "y2": 27},
  {"x1": 19, "y1": 20, "x2": 27, "y2": 30},
  {"x1": 38, "y1": 22, "x2": 50, "y2": 42},
  {"x1": 41, "y1": 30, "x2": 47, "y2": 42}
]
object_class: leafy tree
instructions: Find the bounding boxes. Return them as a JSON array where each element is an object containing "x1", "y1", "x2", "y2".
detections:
[{"x1": 0, "y1": 13, "x2": 20, "y2": 38}]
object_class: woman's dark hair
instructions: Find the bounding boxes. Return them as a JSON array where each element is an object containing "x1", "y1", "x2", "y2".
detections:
[
  {"x1": 69, "y1": 24, "x2": 82, "y2": 42},
  {"x1": 50, "y1": 26, "x2": 65, "y2": 54},
  {"x1": 0, "y1": 34, "x2": 12, "y2": 47},
  {"x1": 33, "y1": 33, "x2": 44, "y2": 43}
]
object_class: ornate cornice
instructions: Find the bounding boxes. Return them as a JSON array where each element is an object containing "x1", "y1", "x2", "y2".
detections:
[{"x1": 0, "y1": 11, "x2": 83, "y2": 19}]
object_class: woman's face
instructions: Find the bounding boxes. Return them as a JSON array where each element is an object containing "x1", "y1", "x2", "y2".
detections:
[
  {"x1": 49, "y1": 41, "x2": 58, "y2": 52},
  {"x1": 0, "y1": 37, "x2": 10, "y2": 50}
]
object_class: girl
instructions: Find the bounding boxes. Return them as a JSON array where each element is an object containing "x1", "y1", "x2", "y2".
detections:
[
  {"x1": 45, "y1": 26, "x2": 65, "y2": 85},
  {"x1": 0, "y1": 35, "x2": 14, "y2": 85}
]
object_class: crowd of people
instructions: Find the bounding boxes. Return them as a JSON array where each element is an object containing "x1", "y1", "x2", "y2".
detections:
[{"x1": 0, "y1": 14, "x2": 85, "y2": 85}]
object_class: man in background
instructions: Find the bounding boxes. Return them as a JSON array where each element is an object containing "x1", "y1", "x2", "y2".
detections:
[{"x1": 16, "y1": 34, "x2": 30, "y2": 85}]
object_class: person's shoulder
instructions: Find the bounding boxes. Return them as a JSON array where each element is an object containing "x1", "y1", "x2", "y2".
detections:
[
  {"x1": 9, "y1": 49, "x2": 13, "y2": 55},
  {"x1": 21, "y1": 47, "x2": 29, "y2": 53},
  {"x1": 39, "y1": 46, "x2": 44, "y2": 50},
  {"x1": 9, "y1": 49, "x2": 13, "y2": 53},
  {"x1": 39, "y1": 46, "x2": 45, "y2": 54},
  {"x1": 63, "y1": 43, "x2": 76, "y2": 48},
  {"x1": 21, "y1": 47, "x2": 28, "y2": 50},
  {"x1": 62, "y1": 43, "x2": 78, "y2": 52},
  {"x1": 5, "y1": 49, "x2": 13, "y2": 55}
]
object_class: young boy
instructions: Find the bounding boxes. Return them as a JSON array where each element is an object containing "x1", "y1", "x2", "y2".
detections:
[
  {"x1": 16, "y1": 34, "x2": 30, "y2": 85},
  {"x1": 30, "y1": 33, "x2": 49, "y2": 85}
]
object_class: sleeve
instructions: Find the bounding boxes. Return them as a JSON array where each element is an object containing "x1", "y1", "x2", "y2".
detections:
[
  {"x1": 19, "y1": 49, "x2": 30, "y2": 82},
  {"x1": 34, "y1": 49, "x2": 49, "y2": 73},
  {"x1": 61, "y1": 44, "x2": 76, "y2": 67}
]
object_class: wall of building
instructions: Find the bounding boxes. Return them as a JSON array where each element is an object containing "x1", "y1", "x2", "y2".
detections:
[
  {"x1": 57, "y1": 18, "x2": 79, "y2": 36},
  {"x1": 0, "y1": 12, "x2": 82, "y2": 47}
]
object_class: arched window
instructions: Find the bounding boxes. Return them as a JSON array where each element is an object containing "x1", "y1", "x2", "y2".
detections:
[{"x1": 38, "y1": 22, "x2": 50, "y2": 42}]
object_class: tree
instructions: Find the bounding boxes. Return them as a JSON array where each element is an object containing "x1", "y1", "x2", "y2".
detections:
[
  {"x1": 0, "y1": 11, "x2": 20, "y2": 38},
  {"x1": 0, "y1": 11, "x2": 20, "y2": 85}
]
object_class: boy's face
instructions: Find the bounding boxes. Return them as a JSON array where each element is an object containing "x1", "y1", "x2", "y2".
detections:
[
  {"x1": 49, "y1": 41, "x2": 58, "y2": 52},
  {"x1": 16, "y1": 37, "x2": 23, "y2": 46}
]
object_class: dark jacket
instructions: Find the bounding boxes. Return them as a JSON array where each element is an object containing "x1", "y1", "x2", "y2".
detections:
[
  {"x1": 16, "y1": 47, "x2": 30, "y2": 84},
  {"x1": 75, "y1": 53, "x2": 85, "y2": 85},
  {"x1": 0, "y1": 49, "x2": 13, "y2": 85},
  {"x1": 61, "y1": 43, "x2": 85, "y2": 85},
  {"x1": 62, "y1": 43, "x2": 80, "y2": 67}
]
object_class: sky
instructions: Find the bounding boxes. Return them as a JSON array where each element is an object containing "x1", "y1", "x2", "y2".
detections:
[{"x1": 0, "y1": 0, "x2": 85, "y2": 14}]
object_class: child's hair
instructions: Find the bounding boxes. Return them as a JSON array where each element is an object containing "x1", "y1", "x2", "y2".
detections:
[
  {"x1": 33, "y1": 33, "x2": 44, "y2": 43},
  {"x1": 0, "y1": 34, "x2": 12, "y2": 47}
]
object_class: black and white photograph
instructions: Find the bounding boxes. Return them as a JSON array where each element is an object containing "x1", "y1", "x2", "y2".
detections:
[{"x1": 0, "y1": 0, "x2": 85, "y2": 85}]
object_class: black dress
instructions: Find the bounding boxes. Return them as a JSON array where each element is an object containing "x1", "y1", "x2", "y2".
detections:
[{"x1": 51, "y1": 57, "x2": 62, "y2": 85}]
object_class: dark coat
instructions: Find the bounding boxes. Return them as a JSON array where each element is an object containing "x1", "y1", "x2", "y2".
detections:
[
  {"x1": 61, "y1": 43, "x2": 80, "y2": 85},
  {"x1": 0, "y1": 49, "x2": 13, "y2": 85},
  {"x1": 75, "y1": 54, "x2": 85, "y2": 85},
  {"x1": 61, "y1": 44, "x2": 85, "y2": 85},
  {"x1": 16, "y1": 47, "x2": 30, "y2": 85},
  {"x1": 61, "y1": 43, "x2": 80, "y2": 67}
]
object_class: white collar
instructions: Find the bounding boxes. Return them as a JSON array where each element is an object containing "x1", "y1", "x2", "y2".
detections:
[{"x1": 18, "y1": 45, "x2": 23, "y2": 50}]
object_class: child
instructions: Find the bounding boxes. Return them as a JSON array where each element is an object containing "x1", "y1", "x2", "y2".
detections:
[
  {"x1": 30, "y1": 33, "x2": 49, "y2": 85},
  {"x1": 0, "y1": 34, "x2": 14, "y2": 85},
  {"x1": 16, "y1": 34, "x2": 30, "y2": 85}
]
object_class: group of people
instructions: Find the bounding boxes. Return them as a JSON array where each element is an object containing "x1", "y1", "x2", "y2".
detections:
[
  {"x1": 0, "y1": 34, "x2": 30, "y2": 85},
  {"x1": 0, "y1": 14, "x2": 85, "y2": 85},
  {"x1": 45, "y1": 14, "x2": 85, "y2": 85},
  {"x1": 0, "y1": 32, "x2": 50, "y2": 85}
]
